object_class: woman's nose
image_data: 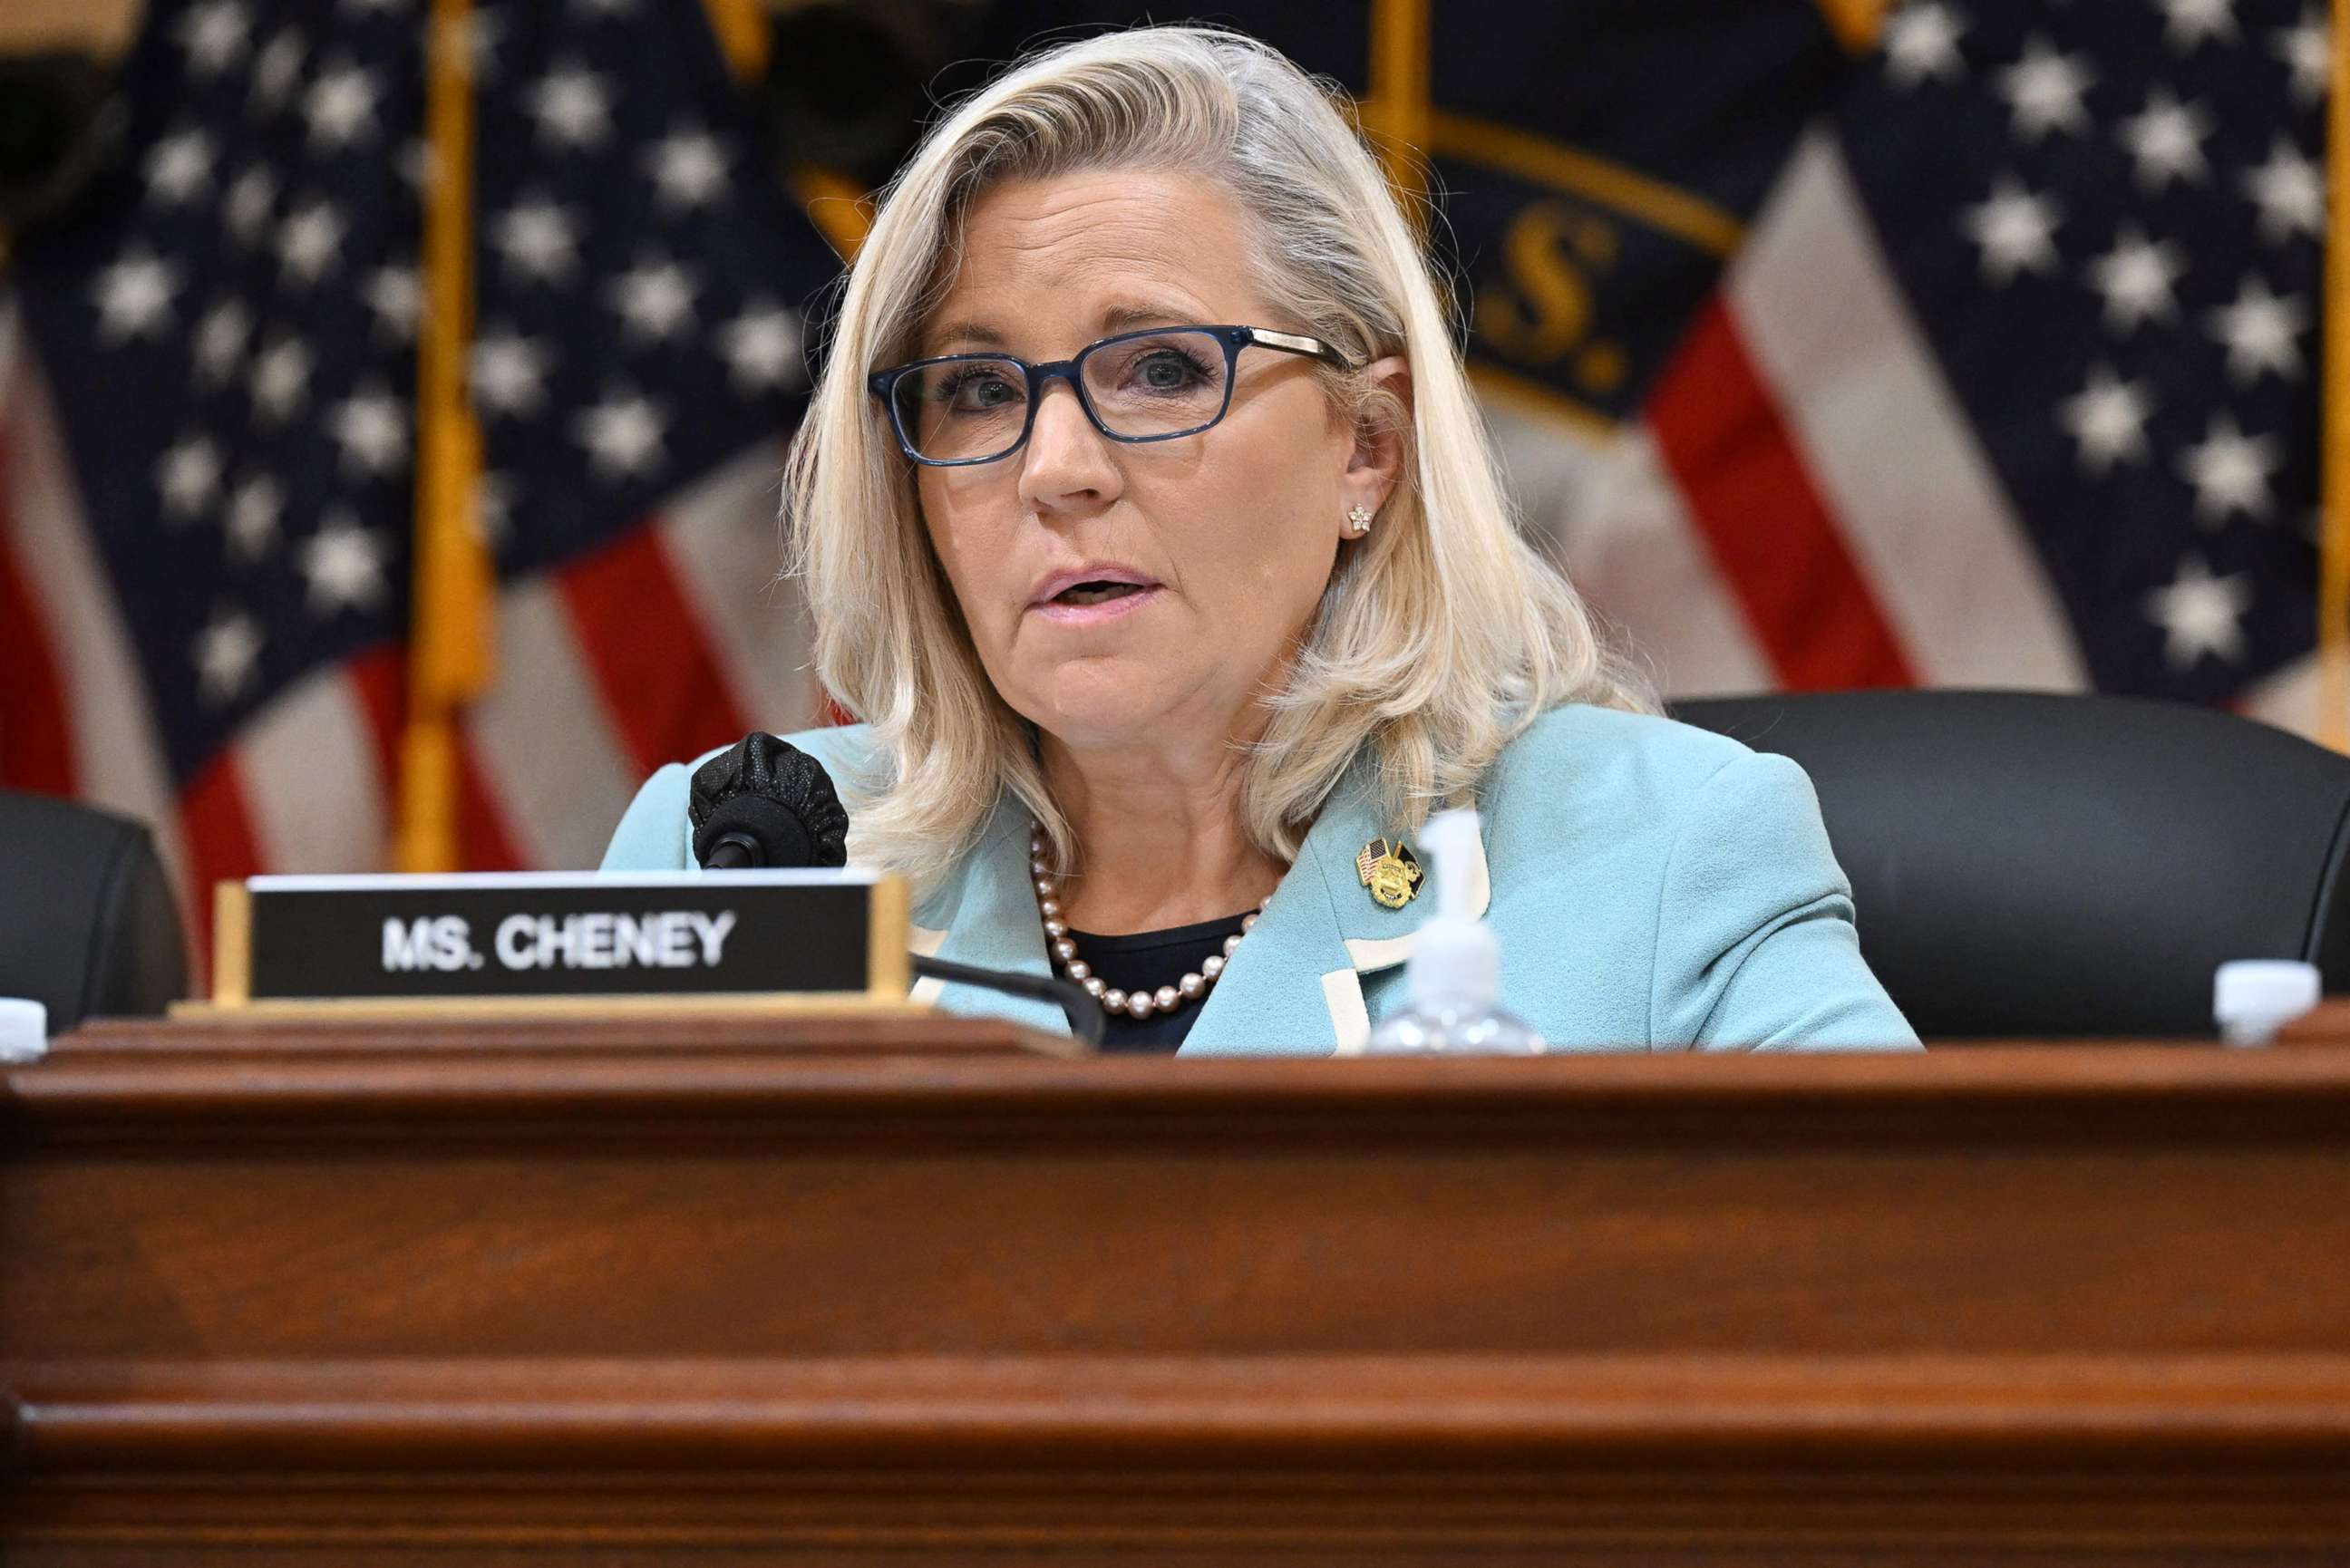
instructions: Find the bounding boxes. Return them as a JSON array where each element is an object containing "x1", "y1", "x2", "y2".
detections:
[{"x1": 1017, "y1": 381, "x2": 1122, "y2": 515}]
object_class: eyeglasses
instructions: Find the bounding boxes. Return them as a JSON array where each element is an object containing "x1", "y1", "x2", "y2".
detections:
[{"x1": 867, "y1": 324, "x2": 1354, "y2": 467}]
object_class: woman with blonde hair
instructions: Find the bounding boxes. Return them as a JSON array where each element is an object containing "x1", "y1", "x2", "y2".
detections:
[{"x1": 603, "y1": 24, "x2": 1915, "y2": 1052}]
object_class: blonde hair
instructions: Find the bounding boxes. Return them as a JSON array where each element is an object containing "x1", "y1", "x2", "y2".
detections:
[{"x1": 785, "y1": 24, "x2": 1656, "y2": 890}]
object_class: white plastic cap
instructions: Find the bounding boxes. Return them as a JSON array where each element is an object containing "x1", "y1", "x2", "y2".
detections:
[
  {"x1": 1422, "y1": 808, "x2": 1481, "y2": 921},
  {"x1": 2213, "y1": 960, "x2": 2321, "y2": 1048},
  {"x1": 1406, "y1": 808, "x2": 1499, "y2": 1010},
  {"x1": 0, "y1": 996, "x2": 49, "y2": 1064}
]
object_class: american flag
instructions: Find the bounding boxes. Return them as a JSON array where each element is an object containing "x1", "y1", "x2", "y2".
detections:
[
  {"x1": 1469, "y1": 0, "x2": 2326, "y2": 727},
  {"x1": 0, "y1": 0, "x2": 840, "y2": 953}
]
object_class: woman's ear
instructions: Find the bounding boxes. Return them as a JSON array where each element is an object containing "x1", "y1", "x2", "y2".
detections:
[{"x1": 1344, "y1": 354, "x2": 1413, "y2": 523}]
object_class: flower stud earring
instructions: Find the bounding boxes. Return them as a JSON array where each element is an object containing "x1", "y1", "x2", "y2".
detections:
[{"x1": 1345, "y1": 503, "x2": 1374, "y2": 537}]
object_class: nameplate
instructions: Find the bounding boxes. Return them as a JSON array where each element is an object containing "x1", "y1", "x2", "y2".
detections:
[{"x1": 205, "y1": 871, "x2": 909, "y2": 1012}]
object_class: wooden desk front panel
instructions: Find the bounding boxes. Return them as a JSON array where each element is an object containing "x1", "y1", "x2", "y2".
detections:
[{"x1": 6, "y1": 1024, "x2": 2350, "y2": 1563}]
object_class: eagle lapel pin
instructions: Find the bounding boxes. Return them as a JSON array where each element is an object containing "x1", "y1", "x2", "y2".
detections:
[{"x1": 1356, "y1": 837, "x2": 1424, "y2": 910}]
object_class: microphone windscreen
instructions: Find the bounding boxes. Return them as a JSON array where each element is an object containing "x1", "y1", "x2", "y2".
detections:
[{"x1": 688, "y1": 732, "x2": 850, "y2": 868}]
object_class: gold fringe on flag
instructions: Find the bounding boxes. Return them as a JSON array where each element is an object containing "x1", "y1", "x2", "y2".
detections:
[
  {"x1": 1814, "y1": 0, "x2": 1890, "y2": 55},
  {"x1": 788, "y1": 164, "x2": 873, "y2": 261},
  {"x1": 701, "y1": 0, "x2": 771, "y2": 79},
  {"x1": 393, "y1": 0, "x2": 495, "y2": 871},
  {"x1": 2321, "y1": 0, "x2": 2350, "y2": 750},
  {"x1": 700, "y1": 0, "x2": 872, "y2": 260}
]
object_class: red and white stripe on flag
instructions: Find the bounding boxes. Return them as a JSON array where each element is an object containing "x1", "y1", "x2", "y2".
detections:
[
  {"x1": 1485, "y1": 129, "x2": 2095, "y2": 705},
  {"x1": 0, "y1": 300, "x2": 823, "y2": 970}
]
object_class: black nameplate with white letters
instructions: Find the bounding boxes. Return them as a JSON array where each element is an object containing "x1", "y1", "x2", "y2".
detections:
[{"x1": 228, "y1": 872, "x2": 894, "y2": 1002}]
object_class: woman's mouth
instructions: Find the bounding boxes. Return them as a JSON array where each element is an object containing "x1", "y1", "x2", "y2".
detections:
[
  {"x1": 1056, "y1": 581, "x2": 1146, "y2": 606},
  {"x1": 1033, "y1": 581, "x2": 1160, "y2": 623}
]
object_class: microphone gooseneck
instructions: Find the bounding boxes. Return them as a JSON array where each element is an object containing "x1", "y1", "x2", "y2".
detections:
[
  {"x1": 910, "y1": 955, "x2": 1106, "y2": 1048},
  {"x1": 689, "y1": 731, "x2": 1105, "y2": 1046}
]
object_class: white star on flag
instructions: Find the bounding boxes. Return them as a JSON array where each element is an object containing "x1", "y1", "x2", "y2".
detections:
[
  {"x1": 249, "y1": 29, "x2": 306, "y2": 113},
  {"x1": 610, "y1": 256, "x2": 700, "y2": 343},
  {"x1": 471, "y1": 329, "x2": 555, "y2": 416},
  {"x1": 193, "y1": 299, "x2": 251, "y2": 383},
  {"x1": 277, "y1": 201, "x2": 346, "y2": 286},
  {"x1": 2272, "y1": 11, "x2": 2329, "y2": 105},
  {"x1": 718, "y1": 303, "x2": 805, "y2": 392},
  {"x1": 2160, "y1": 0, "x2": 2239, "y2": 53},
  {"x1": 330, "y1": 388, "x2": 411, "y2": 476},
  {"x1": 225, "y1": 167, "x2": 277, "y2": 246},
  {"x1": 194, "y1": 609, "x2": 264, "y2": 703},
  {"x1": 575, "y1": 390, "x2": 668, "y2": 479},
  {"x1": 2084, "y1": 227, "x2": 2185, "y2": 334},
  {"x1": 1960, "y1": 176, "x2": 2063, "y2": 284},
  {"x1": 2117, "y1": 89, "x2": 2212, "y2": 190},
  {"x1": 491, "y1": 196, "x2": 582, "y2": 284},
  {"x1": 299, "y1": 517, "x2": 393, "y2": 615},
  {"x1": 225, "y1": 476, "x2": 282, "y2": 562},
  {"x1": 303, "y1": 63, "x2": 382, "y2": 150},
  {"x1": 157, "y1": 436, "x2": 223, "y2": 520},
  {"x1": 1883, "y1": 3, "x2": 1966, "y2": 88},
  {"x1": 2241, "y1": 140, "x2": 2324, "y2": 244},
  {"x1": 2178, "y1": 413, "x2": 2280, "y2": 524},
  {"x1": 2057, "y1": 366, "x2": 2155, "y2": 474},
  {"x1": 1995, "y1": 36, "x2": 2095, "y2": 140},
  {"x1": 144, "y1": 130, "x2": 215, "y2": 206},
  {"x1": 2058, "y1": 366, "x2": 2152, "y2": 472},
  {"x1": 2143, "y1": 556, "x2": 2251, "y2": 669},
  {"x1": 646, "y1": 129, "x2": 730, "y2": 210},
  {"x1": 250, "y1": 337, "x2": 312, "y2": 423},
  {"x1": 527, "y1": 63, "x2": 615, "y2": 150},
  {"x1": 91, "y1": 249, "x2": 180, "y2": 343},
  {"x1": 173, "y1": 1, "x2": 249, "y2": 78},
  {"x1": 2206, "y1": 275, "x2": 2307, "y2": 382},
  {"x1": 460, "y1": 7, "x2": 505, "y2": 81},
  {"x1": 364, "y1": 266, "x2": 421, "y2": 342}
]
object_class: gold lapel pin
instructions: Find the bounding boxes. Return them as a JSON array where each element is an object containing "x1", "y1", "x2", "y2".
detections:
[{"x1": 1356, "y1": 837, "x2": 1424, "y2": 910}]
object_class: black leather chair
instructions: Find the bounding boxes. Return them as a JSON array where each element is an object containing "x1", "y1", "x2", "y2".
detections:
[
  {"x1": 0, "y1": 789, "x2": 187, "y2": 1033},
  {"x1": 1668, "y1": 690, "x2": 2350, "y2": 1040}
]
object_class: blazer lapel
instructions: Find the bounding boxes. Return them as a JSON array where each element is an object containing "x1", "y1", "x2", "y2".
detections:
[
  {"x1": 1171, "y1": 826, "x2": 1355, "y2": 1056},
  {"x1": 908, "y1": 797, "x2": 1073, "y2": 1040},
  {"x1": 1179, "y1": 776, "x2": 1491, "y2": 1057},
  {"x1": 908, "y1": 777, "x2": 1488, "y2": 1053}
]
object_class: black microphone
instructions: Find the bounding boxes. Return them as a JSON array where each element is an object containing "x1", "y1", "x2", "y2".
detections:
[
  {"x1": 689, "y1": 731, "x2": 850, "y2": 871},
  {"x1": 688, "y1": 733, "x2": 1105, "y2": 1046}
]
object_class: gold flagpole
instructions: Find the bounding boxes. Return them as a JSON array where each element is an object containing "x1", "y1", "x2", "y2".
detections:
[
  {"x1": 394, "y1": 0, "x2": 495, "y2": 871},
  {"x1": 1364, "y1": 0, "x2": 1431, "y2": 214},
  {"x1": 2321, "y1": 0, "x2": 2350, "y2": 750}
]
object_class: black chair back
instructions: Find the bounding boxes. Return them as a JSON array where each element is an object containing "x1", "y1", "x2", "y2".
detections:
[
  {"x1": 0, "y1": 789, "x2": 187, "y2": 1032},
  {"x1": 1668, "y1": 691, "x2": 2350, "y2": 1039}
]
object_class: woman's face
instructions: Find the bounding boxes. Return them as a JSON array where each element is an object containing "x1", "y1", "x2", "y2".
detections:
[{"x1": 910, "y1": 169, "x2": 1391, "y2": 754}]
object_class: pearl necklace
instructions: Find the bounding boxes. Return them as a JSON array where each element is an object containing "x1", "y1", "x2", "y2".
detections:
[{"x1": 1029, "y1": 826, "x2": 1270, "y2": 1022}]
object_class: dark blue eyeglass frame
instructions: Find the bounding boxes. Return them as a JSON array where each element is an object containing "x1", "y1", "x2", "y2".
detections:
[{"x1": 866, "y1": 323, "x2": 1355, "y2": 468}]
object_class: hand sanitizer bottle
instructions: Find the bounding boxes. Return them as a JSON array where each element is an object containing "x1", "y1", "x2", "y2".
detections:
[{"x1": 1363, "y1": 808, "x2": 1545, "y2": 1055}]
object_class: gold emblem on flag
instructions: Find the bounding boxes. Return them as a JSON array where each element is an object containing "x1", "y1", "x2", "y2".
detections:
[{"x1": 1356, "y1": 838, "x2": 1423, "y2": 910}]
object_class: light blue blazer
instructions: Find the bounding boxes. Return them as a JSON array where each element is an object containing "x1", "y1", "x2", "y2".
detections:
[{"x1": 599, "y1": 704, "x2": 1920, "y2": 1053}]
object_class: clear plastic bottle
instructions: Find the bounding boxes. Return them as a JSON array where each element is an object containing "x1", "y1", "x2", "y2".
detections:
[{"x1": 1363, "y1": 808, "x2": 1545, "y2": 1055}]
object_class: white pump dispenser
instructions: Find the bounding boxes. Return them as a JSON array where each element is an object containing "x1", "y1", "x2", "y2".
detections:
[{"x1": 1363, "y1": 808, "x2": 1544, "y2": 1054}]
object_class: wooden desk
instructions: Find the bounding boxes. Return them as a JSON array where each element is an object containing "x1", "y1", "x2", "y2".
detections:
[{"x1": 8, "y1": 1021, "x2": 2350, "y2": 1563}]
